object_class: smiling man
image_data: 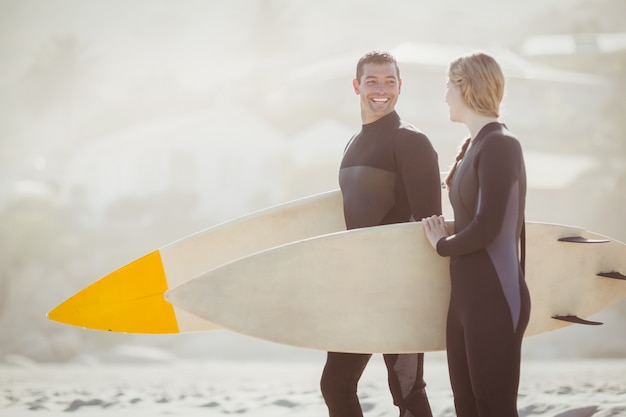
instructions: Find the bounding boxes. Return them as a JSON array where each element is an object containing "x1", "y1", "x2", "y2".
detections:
[{"x1": 319, "y1": 51, "x2": 442, "y2": 417}]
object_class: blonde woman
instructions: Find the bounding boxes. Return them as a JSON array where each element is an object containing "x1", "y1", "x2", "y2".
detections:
[{"x1": 422, "y1": 52, "x2": 531, "y2": 417}]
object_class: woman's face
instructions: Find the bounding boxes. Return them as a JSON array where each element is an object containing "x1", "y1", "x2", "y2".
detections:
[{"x1": 445, "y1": 79, "x2": 466, "y2": 123}]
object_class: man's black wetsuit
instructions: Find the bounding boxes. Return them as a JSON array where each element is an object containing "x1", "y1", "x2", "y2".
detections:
[
  {"x1": 320, "y1": 111, "x2": 441, "y2": 417},
  {"x1": 437, "y1": 122, "x2": 531, "y2": 417}
]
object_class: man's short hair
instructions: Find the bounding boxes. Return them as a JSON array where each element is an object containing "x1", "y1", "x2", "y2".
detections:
[{"x1": 356, "y1": 51, "x2": 400, "y2": 82}]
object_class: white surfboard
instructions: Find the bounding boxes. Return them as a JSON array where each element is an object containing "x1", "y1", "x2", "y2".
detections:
[
  {"x1": 165, "y1": 222, "x2": 626, "y2": 353},
  {"x1": 47, "y1": 190, "x2": 345, "y2": 333}
]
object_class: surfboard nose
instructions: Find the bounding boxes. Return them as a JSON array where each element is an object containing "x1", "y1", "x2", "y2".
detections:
[{"x1": 47, "y1": 251, "x2": 180, "y2": 334}]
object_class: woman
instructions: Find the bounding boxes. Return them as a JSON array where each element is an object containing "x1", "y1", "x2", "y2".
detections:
[{"x1": 422, "y1": 52, "x2": 531, "y2": 417}]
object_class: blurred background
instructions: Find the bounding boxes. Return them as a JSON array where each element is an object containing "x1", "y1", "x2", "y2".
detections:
[{"x1": 0, "y1": 0, "x2": 624, "y2": 364}]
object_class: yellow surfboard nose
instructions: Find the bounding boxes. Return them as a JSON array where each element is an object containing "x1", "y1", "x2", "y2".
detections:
[{"x1": 47, "y1": 251, "x2": 180, "y2": 333}]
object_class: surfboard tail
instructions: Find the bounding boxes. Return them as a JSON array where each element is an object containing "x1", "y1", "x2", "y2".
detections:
[{"x1": 47, "y1": 251, "x2": 180, "y2": 333}]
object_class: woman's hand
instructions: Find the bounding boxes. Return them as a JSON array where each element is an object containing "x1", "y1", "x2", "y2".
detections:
[{"x1": 421, "y1": 215, "x2": 449, "y2": 250}]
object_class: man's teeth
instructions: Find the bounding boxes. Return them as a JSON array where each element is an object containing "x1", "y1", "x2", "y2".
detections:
[{"x1": 372, "y1": 98, "x2": 388, "y2": 103}]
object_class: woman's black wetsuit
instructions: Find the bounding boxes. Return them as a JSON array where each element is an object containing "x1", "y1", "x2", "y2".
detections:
[
  {"x1": 320, "y1": 111, "x2": 441, "y2": 417},
  {"x1": 436, "y1": 122, "x2": 531, "y2": 417}
]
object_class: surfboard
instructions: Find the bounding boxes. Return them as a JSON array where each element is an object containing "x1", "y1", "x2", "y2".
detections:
[
  {"x1": 47, "y1": 190, "x2": 346, "y2": 333},
  {"x1": 165, "y1": 222, "x2": 626, "y2": 353}
]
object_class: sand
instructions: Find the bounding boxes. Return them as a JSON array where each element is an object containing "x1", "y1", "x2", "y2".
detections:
[{"x1": 2, "y1": 353, "x2": 625, "y2": 417}]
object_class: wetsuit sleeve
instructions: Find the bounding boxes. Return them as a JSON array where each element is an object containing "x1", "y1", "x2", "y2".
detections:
[
  {"x1": 436, "y1": 135, "x2": 522, "y2": 256},
  {"x1": 396, "y1": 132, "x2": 442, "y2": 219}
]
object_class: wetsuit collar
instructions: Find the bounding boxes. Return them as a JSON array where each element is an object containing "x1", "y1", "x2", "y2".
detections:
[
  {"x1": 361, "y1": 111, "x2": 400, "y2": 132},
  {"x1": 473, "y1": 121, "x2": 506, "y2": 143}
]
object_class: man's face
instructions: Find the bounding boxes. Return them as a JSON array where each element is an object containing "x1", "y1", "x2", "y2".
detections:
[{"x1": 353, "y1": 62, "x2": 401, "y2": 124}]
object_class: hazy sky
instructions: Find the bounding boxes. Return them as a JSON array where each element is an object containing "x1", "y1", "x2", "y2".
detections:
[
  {"x1": 0, "y1": 0, "x2": 585, "y2": 85},
  {"x1": 0, "y1": 0, "x2": 594, "y2": 165}
]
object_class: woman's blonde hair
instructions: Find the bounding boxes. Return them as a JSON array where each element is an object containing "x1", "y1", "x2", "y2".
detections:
[
  {"x1": 447, "y1": 52, "x2": 504, "y2": 118},
  {"x1": 445, "y1": 52, "x2": 505, "y2": 188}
]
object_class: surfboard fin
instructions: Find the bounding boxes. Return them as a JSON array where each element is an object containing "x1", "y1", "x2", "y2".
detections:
[
  {"x1": 558, "y1": 236, "x2": 609, "y2": 244},
  {"x1": 552, "y1": 315, "x2": 603, "y2": 325},
  {"x1": 597, "y1": 271, "x2": 626, "y2": 280}
]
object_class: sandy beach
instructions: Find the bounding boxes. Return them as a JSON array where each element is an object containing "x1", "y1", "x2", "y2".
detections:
[{"x1": 2, "y1": 353, "x2": 625, "y2": 417}]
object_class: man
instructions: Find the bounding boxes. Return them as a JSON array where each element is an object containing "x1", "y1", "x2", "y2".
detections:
[{"x1": 320, "y1": 51, "x2": 441, "y2": 417}]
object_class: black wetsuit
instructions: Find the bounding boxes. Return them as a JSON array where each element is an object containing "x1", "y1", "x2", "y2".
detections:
[
  {"x1": 436, "y1": 122, "x2": 531, "y2": 417},
  {"x1": 320, "y1": 111, "x2": 441, "y2": 417}
]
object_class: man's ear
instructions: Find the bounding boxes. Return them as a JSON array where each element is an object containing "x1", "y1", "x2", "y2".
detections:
[
  {"x1": 352, "y1": 79, "x2": 360, "y2": 95},
  {"x1": 398, "y1": 78, "x2": 402, "y2": 94}
]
